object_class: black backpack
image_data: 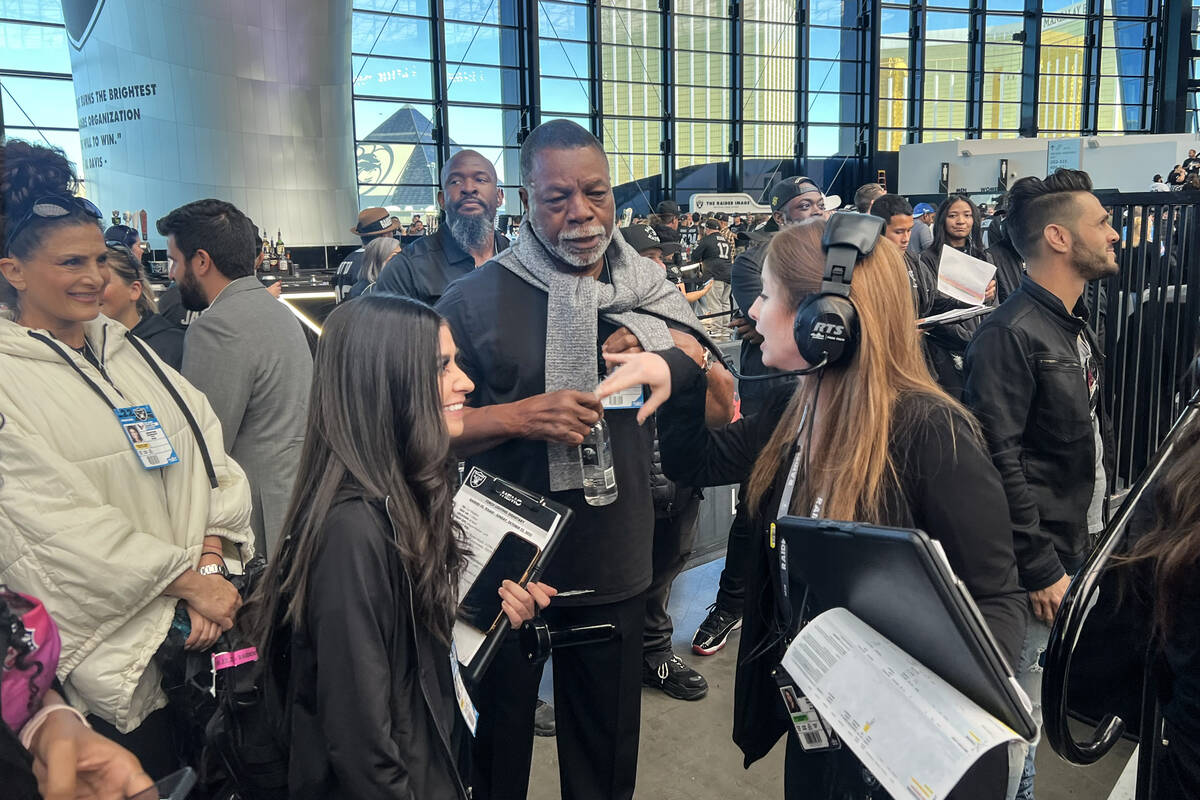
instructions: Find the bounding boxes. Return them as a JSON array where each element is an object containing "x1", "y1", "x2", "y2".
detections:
[{"x1": 200, "y1": 556, "x2": 292, "y2": 800}]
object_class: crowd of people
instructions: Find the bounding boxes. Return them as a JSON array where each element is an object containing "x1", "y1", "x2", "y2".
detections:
[
  {"x1": 1153, "y1": 149, "x2": 1200, "y2": 191},
  {"x1": 1, "y1": 120, "x2": 1199, "y2": 800}
]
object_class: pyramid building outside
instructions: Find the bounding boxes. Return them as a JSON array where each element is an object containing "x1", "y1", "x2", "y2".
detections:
[{"x1": 356, "y1": 105, "x2": 462, "y2": 210}]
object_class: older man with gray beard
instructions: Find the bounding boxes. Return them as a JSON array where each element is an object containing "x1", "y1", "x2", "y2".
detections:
[
  {"x1": 374, "y1": 149, "x2": 509, "y2": 304},
  {"x1": 437, "y1": 119, "x2": 731, "y2": 800}
]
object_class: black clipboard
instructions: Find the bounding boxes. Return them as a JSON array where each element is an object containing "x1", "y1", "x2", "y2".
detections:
[
  {"x1": 777, "y1": 517, "x2": 1038, "y2": 741},
  {"x1": 454, "y1": 468, "x2": 573, "y2": 686}
]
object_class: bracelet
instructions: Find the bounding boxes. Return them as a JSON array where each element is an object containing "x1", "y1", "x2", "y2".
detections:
[{"x1": 19, "y1": 703, "x2": 91, "y2": 750}]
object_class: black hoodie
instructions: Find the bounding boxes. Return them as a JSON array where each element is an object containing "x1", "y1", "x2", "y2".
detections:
[{"x1": 131, "y1": 313, "x2": 185, "y2": 371}]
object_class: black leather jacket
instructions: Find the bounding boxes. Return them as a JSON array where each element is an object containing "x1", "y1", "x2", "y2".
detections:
[
  {"x1": 963, "y1": 276, "x2": 1114, "y2": 592},
  {"x1": 286, "y1": 497, "x2": 469, "y2": 800}
]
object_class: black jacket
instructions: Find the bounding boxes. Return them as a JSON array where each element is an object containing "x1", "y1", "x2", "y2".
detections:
[
  {"x1": 656, "y1": 349, "x2": 1025, "y2": 796},
  {"x1": 374, "y1": 227, "x2": 509, "y2": 305},
  {"x1": 131, "y1": 312, "x2": 185, "y2": 371},
  {"x1": 286, "y1": 497, "x2": 469, "y2": 800},
  {"x1": 730, "y1": 239, "x2": 800, "y2": 414},
  {"x1": 963, "y1": 276, "x2": 1114, "y2": 592},
  {"x1": 916, "y1": 243, "x2": 995, "y2": 399},
  {"x1": 986, "y1": 239, "x2": 1025, "y2": 305}
]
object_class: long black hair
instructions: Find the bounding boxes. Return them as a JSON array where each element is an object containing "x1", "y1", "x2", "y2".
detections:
[
  {"x1": 931, "y1": 194, "x2": 987, "y2": 260},
  {"x1": 245, "y1": 295, "x2": 464, "y2": 649},
  {"x1": 1119, "y1": 419, "x2": 1200, "y2": 636}
]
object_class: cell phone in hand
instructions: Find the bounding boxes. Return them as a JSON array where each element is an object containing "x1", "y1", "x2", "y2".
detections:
[
  {"x1": 457, "y1": 533, "x2": 541, "y2": 633},
  {"x1": 127, "y1": 767, "x2": 197, "y2": 800}
]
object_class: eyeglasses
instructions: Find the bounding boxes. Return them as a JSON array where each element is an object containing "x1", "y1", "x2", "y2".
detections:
[{"x1": 4, "y1": 194, "x2": 103, "y2": 256}]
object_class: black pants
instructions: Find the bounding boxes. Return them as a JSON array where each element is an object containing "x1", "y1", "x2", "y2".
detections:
[
  {"x1": 471, "y1": 593, "x2": 646, "y2": 800},
  {"x1": 644, "y1": 491, "x2": 702, "y2": 659},
  {"x1": 87, "y1": 707, "x2": 177, "y2": 780},
  {"x1": 715, "y1": 484, "x2": 753, "y2": 615},
  {"x1": 1159, "y1": 719, "x2": 1200, "y2": 798}
]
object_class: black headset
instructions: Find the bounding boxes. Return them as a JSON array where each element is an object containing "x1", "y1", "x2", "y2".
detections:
[{"x1": 788, "y1": 212, "x2": 884, "y2": 372}]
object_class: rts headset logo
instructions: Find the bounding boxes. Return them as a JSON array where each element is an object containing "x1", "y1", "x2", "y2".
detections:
[{"x1": 812, "y1": 321, "x2": 846, "y2": 341}]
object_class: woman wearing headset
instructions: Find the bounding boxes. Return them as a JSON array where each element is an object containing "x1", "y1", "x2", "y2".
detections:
[{"x1": 598, "y1": 214, "x2": 1026, "y2": 798}]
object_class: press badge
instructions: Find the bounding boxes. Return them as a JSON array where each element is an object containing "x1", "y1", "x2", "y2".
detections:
[
  {"x1": 114, "y1": 405, "x2": 179, "y2": 470},
  {"x1": 774, "y1": 672, "x2": 841, "y2": 753},
  {"x1": 449, "y1": 641, "x2": 479, "y2": 736},
  {"x1": 601, "y1": 386, "x2": 644, "y2": 410}
]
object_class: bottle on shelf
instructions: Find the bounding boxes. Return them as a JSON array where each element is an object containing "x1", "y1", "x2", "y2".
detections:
[
  {"x1": 580, "y1": 419, "x2": 618, "y2": 506},
  {"x1": 278, "y1": 250, "x2": 291, "y2": 276}
]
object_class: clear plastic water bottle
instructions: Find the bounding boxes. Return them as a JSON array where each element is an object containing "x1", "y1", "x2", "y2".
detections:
[{"x1": 581, "y1": 419, "x2": 618, "y2": 506}]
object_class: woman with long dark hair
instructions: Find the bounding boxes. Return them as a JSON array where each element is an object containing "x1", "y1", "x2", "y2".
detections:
[
  {"x1": 100, "y1": 244, "x2": 185, "y2": 369},
  {"x1": 0, "y1": 139, "x2": 252, "y2": 774},
  {"x1": 247, "y1": 294, "x2": 553, "y2": 799},
  {"x1": 916, "y1": 194, "x2": 996, "y2": 398},
  {"x1": 1119, "y1": 420, "x2": 1200, "y2": 795},
  {"x1": 595, "y1": 216, "x2": 1025, "y2": 798}
]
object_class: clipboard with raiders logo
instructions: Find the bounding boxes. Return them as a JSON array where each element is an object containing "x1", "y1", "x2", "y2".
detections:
[{"x1": 452, "y1": 467, "x2": 573, "y2": 685}]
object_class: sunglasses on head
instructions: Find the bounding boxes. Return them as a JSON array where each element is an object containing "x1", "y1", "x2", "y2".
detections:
[{"x1": 4, "y1": 194, "x2": 103, "y2": 256}]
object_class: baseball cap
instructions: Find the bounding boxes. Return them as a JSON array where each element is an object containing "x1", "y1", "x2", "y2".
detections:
[
  {"x1": 621, "y1": 224, "x2": 682, "y2": 255},
  {"x1": 768, "y1": 176, "x2": 823, "y2": 211},
  {"x1": 714, "y1": 212, "x2": 729, "y2": 222},
  {"x1": 655, "y1": 200, "x2": 681, "y2": 216},
  {"x1": 913, "y1": 202, "x2": 936, "y2": 216}
]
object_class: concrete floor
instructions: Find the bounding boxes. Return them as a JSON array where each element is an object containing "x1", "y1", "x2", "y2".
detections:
[{"x1": 527, "y1": 557, "x2": 1138, "y2": 799}]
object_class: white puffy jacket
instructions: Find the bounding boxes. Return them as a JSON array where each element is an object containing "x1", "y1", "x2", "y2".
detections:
[{"x1": 0, "y1": 315, "x2": 255, "y2": 732}]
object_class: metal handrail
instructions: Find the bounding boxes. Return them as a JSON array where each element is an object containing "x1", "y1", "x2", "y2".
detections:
[{"x1": 1042, "y1": 391, "x2": 1200, "y2": 764}]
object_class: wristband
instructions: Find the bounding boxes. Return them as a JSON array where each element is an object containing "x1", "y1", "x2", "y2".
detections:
[{"x1": 19, "y1": 704, "x2": 91, "y2": 750}]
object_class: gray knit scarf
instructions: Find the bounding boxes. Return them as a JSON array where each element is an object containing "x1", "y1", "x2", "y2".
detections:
[{"x1": 498, "y1": 220, "x2": 711, "y2": 491}]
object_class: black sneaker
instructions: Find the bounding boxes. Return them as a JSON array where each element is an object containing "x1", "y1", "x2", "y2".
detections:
[
  {"x1": 533, "y1": 698, "x2": 555, "y2": 737},
  {"x1": 692, "y1": 604, "x2": 742, "y2": 656},
  {"x1": 643, "y1": 653, "x2": 709, "y2": 700}
]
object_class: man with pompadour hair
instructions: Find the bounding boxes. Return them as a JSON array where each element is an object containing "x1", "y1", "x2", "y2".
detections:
[{"x1": 963, "y1": 168, "x2": 1118, "y2": 800}]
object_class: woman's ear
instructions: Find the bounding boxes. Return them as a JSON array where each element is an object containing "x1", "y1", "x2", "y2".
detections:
[
  {"x1": 129, "y1": 280, "x2": 144, "y2": 302},
  {"x1": 0, "y1": 257, "x2": 27, "y2": 292}
]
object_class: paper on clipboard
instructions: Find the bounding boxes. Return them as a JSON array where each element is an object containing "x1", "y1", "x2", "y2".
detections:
[
  {"x1": 781, "y1": 608, "x2": 1022, "y2": 800},
  {"x1": 452, "y1": 468, "x2": 566, "y2": 667},
  {"x1": 937, "y1": 246, "x2": 996, "y2": 307}
]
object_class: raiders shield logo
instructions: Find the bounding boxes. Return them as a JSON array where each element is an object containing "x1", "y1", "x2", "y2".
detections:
[
  {"x1": 467, "y1": 470, "x2": 487, "y2": 489},
  {"x1": 62, "y1": 0, "x2": 107, "y2": 49},
  {"x1": 133, "y1": 407, "x2": 149, "y2": 421}
]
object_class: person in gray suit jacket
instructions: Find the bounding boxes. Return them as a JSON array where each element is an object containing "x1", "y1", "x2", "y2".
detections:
[{"x1": 157, "y1": 199, "x2": 313, "y2": 555}]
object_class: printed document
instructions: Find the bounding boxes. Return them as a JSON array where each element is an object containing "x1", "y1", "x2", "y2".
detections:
[
  {"x1": 452, "y1": 469, "x2": 564, "y2": 665},
  {"x1": 937, "y1": 246, "x2": 996, "y2": 306},
  {"x1": 781, "y1": 608, "x2": 1022, "y2": 800}
]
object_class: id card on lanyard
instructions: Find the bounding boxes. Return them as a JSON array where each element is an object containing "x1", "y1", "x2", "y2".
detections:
[
  {"x1": 768, "y1": 404, "x2": 838, "y2": 753},
  {"x1": 35, "y1": 333, "x2": 180, "y2": 472},
  {"x1": 114, "y1": 405, "x2": 180, "y2": 469}
]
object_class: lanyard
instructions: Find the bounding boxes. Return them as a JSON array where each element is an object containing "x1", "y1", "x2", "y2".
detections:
[
  {"x1": 29, "y1": 331, "x2": 125, "y2": 411},
  {"x1": 27, "y1": 329, "x2": 219, "y2": 489},
  {"x1": 776, "y1": 403, "x2": 825, "y2": 522}
]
